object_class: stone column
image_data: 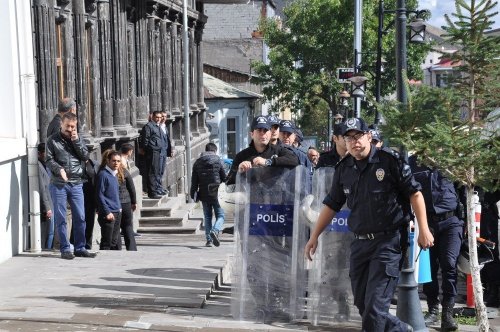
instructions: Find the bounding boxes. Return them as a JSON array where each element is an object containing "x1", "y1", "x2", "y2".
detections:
[
  {"x1": 86, "y1": 2, "x2": 101, "y2": 138},
  {"x1": 110, "y1": 0, "x2": 133, "y2": 136},
  {"x1": 127, "y1": 21, "x2": 137, "y2": 128},
  {"x1": 73, "y1": 1, "x2": 90, "y2": 139},
  {"x1": 97, "y1": 0, "x2": 114, "y2": 137},
  {"x1": 32, "y1": 0, "x2": 58, "y2": 142},
  {"x1": 195, "y1": 21, "x2": 207, "y2": 134},
  {"x1": 160, "y1": 17, "x2": 172, "y2": 116},
  {"x1": 134, "y1": 3, "x2": 149, "y2": 128},
  {"x1": 147, "y1": 15, "x2": 160, "y2": 114},
  {"x1": 169, "y1": 12, "x2": 181, "y2": 116}
]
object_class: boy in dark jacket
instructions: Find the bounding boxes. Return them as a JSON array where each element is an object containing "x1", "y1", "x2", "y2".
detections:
[{"x1": 191, "y1": 143, "x2": 227, "y2": 247}]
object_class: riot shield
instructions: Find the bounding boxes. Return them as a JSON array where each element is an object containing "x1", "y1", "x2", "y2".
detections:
[
  {"x1": 304, "y1": 167, "x2": 357, "y2": 326},
  {"x1": 231, "y1": 166, "x2": 309, "y2": 324}
]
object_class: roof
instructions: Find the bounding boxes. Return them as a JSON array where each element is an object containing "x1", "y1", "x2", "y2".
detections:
[{"x1": 203, "y1": 73, "x2": 262, "y2": 99}]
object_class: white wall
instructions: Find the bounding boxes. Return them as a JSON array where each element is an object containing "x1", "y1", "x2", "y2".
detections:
[
  {"x1": 0, "y1": 0, "x2": 36, "y2": 262},
  {"x1": 206, "y1": 100, "x2": 250, "y2": 159}
]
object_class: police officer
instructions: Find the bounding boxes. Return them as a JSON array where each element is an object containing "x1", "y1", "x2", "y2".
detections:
[
  {"x1": 226, "y1": 115, "x2": 299, "y2": 323},
  {"x1": 409, "y1": 155, "x2": 463, "y2": 330},
  {"x1": 226, "y1": 116, "x2": 298, "y2": 185},
  {"x1": 267, "y1": 114, "x2": 281, "y2": 146},
  {"x1": 305, "y1": 117, "x2": 434, "y2": 332},
  {"x1": 369, "y1": 125, "x2": 384, "y2": 149},
  {"x1": 279, "y1": 120, "x2": 313, "y2": 192},
  {"x1": 316, "y1": 123, "x2": 347, "y2": 168}
]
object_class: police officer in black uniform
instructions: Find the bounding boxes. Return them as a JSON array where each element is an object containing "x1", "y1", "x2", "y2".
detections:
[
  {"x1": 316, "y1": 123, "x2": 347, "y2": 168},
  {"x1": 305, "y1": 118, "x2": 434, "y2": 332},
  {"x1": 226, "y1": 116, "x2": 299, "y2": 185},
  {"x1": 408, "y1": 155, "x2": 462, "y2": 330}
]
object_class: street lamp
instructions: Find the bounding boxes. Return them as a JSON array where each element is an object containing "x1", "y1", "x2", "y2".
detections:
[
  {"x1": 373, "y1": 0, "x2": 428, "y2": 124},
  {"x1": 409, "y1": 18, "x2": 426, "y2": 43},
  {"x1": 348, "y1": 72, "x2": 368, "y2": 112}
]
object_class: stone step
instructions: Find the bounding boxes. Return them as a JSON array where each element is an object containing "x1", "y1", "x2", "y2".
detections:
[
  {"x1": 138, "y1": 219, "x2": 201, "y2": 234},
  {"x1": 139, "y1": 210, "x2": 187, "y2": 227},
  {"x1": 141, "y1": 194, "x2": 169, "y2": 207},
  {"x1": 140, "y1": 195, "x2": 184, "y2": 214}
]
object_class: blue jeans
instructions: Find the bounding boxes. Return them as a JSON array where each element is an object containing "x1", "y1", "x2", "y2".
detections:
[
  {"x1": 50, "y1": 183, "x2": 86, "y2": 253},
  {"x1": 202, "y1": 200, "x2": 224, "y2": 241}
]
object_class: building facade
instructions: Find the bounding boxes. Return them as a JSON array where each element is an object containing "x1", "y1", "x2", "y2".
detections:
[
  {"x1": 1, "y1": 0, "x2": 211, "y2": 262},
  {"x1": 32, "y1": 0, "x2": 210, "y2": 194}
]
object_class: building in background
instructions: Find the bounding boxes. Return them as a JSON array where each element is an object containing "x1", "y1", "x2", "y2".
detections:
[{"x1": 203, "y1": 73, "x2": 261, "y2": 159}]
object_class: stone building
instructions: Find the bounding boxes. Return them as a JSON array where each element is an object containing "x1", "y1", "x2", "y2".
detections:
[
  {"x1": 32, "y1": 0, "x2": 210, "y2": 196},
  {"x1": 0, "y1": 0, "x2": 213, "y2": 262}
]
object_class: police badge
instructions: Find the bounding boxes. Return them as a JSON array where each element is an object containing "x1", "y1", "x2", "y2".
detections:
[{"x1": 376, "y1": 168, "x2": 385, "y2": 181}]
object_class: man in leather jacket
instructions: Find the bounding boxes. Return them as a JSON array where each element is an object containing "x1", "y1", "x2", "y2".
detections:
[{"x1": 46, "y1": 112, "x2": 94, "y2": 259}]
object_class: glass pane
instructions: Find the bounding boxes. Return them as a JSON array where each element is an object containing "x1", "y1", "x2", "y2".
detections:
[
  {"x1": 227, "y1": 118, "x2": 236, "y2": 132},
  {"x1": 227, "y1": 133, "x2": 236, "y2": 159}
]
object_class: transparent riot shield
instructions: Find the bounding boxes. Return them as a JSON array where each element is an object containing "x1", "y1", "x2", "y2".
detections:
[
  {"x1": 231, "y1": 166, "x2": 309, "y2": 324},
  {"x1": 303, "y1": 167, "x2": 357, "y2": 327}
]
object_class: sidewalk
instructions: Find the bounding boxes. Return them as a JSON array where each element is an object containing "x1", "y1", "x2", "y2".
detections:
[{"x1": 0, "y1": 215, "x2": 498, "y2": 331}]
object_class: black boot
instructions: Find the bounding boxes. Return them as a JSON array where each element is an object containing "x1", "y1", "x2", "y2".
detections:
[
  {"x1": 441, "y1": 306, "x2": 458, "y2": 331},
  {"x1": 424, "y1": 305, "x2": 439, "y2": 326}
]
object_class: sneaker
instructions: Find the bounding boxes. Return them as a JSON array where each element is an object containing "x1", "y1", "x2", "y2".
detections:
[
  {"x1": 61, "y1": 251, "x2": 75, "y2": 260},
  {"x1": 209, "y1": 230, "x2": 220, "y2": 247},
  {"x1": 74, "y1": 250, "x2": 97, "y2": 258},
  {"x1": 205, "y1": 240, "x2": 212, "y2": 247}
]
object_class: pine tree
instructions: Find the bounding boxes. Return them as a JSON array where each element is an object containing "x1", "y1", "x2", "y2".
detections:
[{"x1": 381, "y1": 1, "x2": 500, "y2": 330}]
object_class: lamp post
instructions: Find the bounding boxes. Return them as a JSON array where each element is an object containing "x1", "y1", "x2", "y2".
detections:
[{"x1": 373, "y1": 0, "x2": 428, "y2": 124}]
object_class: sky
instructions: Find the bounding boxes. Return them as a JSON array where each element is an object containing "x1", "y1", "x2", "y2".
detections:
[{"x1": 418, "y1": 0, "x2": 500, "y2": 30}]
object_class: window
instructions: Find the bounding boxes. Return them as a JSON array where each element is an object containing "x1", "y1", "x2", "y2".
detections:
[{"x1": 227, "y1": 117, "x2": 237, "y2": 159}]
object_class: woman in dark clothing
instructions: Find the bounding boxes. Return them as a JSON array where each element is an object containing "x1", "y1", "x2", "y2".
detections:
[{"x1": 114, "y1": 164, "x2": 138, "y2": 251}]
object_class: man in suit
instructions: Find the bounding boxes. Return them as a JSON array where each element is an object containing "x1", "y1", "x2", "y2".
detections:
[{"x1": 140, "y1": 111, "x2": 166, "y2": 199}]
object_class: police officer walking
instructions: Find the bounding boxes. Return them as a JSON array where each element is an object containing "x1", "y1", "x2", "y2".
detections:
[
  {"x1": 409, "y1": 155, "x2": 463, "y2": 331},
  {"x1": 305, "y1": 118, "x2": 434, "y2": 332}
]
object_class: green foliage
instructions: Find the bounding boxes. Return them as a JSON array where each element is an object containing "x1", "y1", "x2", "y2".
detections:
[
  {"x1": 251, "y1": 0, "x2": 427, "y2": 127},
  {"x1": 381, "y1": 85, "x2": 499, "y2": 190},
  {"x1": 380, "y1": 0, "x2": 500, "y2": 191}
]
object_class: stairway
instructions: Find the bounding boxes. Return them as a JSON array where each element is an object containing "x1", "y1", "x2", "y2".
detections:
[{"x1": 138, "y1": 195, "x2": 201, "y2": 234}]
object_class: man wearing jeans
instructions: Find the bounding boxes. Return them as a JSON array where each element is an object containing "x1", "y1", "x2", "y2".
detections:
[
  {"x1": 190, "y1": 143, "x2": 227, "y2": 247},
  {"x1": 46, "y1": 112, "x2": 95, "y2": 259}
]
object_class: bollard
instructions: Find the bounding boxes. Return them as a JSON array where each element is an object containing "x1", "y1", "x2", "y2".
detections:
[
  {"x1": 466, "y1": 274, "x2": 475, "y2": 308},
  {"x1": 396, "y1": 268, "x2": 428, "y2": 332}
]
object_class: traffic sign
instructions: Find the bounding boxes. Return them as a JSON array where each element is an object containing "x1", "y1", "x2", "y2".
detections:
[{"x1": 337, "y1": 68, "x2": 354, "y2": 83}]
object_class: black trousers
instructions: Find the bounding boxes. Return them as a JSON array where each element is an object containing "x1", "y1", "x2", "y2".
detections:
[
  {"x1": 98, "y1": 212, "x2": 121, "y2": 250},
  {"x1": 118, "y1": 202, "x2": 137, "y2": 251},
  {"x1": 146, "y1": 150, "x2": 162, "y2": 196}
]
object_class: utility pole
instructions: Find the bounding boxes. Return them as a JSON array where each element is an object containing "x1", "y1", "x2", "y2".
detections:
[
  {"x1": 182, "y1": 0, "x2": 192, "y2": 201},
  {"x1": 353, "y1": 0, "x2": 363, "y2": 118}
]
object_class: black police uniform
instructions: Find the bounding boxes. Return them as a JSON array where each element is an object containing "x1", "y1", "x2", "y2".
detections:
[
  {"x1": 323, "y1": 146, "x2": 421, "y2": 331},
  {"x1": 226, "y1": 141, "x2": 298, "y2": 185},
  {"x1": 409, "y1": 155, "x2": 463, "y2": 310},
  {"x1": 316, "y1": 147, "x2": 342, "y2": 168}
]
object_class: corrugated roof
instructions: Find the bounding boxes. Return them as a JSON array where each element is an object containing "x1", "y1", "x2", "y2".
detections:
[{"x1": 203, "y1": 73, "x2": 262, "y2": 99}]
